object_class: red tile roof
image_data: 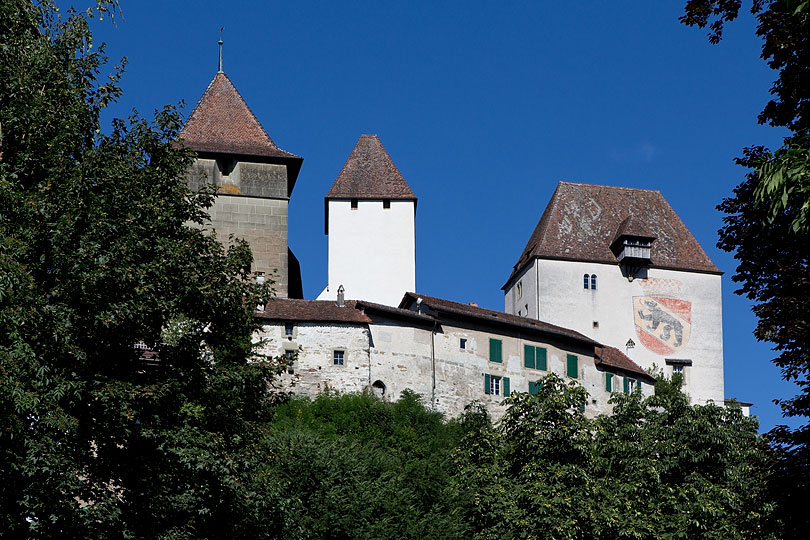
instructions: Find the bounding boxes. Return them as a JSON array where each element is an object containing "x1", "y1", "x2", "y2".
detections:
[
  {"x1": 178, "y1": 73, "x2": 301, "y2": 160},
  {"x1": 505, "y1": 182, "x2": 720, "y2": 287},
  {"x1": 326, "y1": 135, "x2": 416, "y2": 200},
  {"x1": 594, "y1": 346, "x2": 655, "y2": 383},
  {"x1": 399, "y1": 292, "x2": 598, "y2": 346},
  {"x1": 257, "y1": 299, "x2": 371, "y2": 324}
]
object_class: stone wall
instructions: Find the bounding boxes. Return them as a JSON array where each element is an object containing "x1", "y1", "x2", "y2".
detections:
[
  {"x1": 186, "y1": 157, "x2": 291, "y2": 297},
  {"x1": 258, "y1": 316, "x2": 648, "y2": 419}
]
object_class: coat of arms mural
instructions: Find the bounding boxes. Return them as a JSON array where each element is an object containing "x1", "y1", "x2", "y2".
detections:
[{"x1": 633, "y1": 295, "x2": 692, "y2": 355}]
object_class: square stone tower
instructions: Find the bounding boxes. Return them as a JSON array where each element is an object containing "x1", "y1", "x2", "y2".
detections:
[{"x1": 178, "y1": 70, "x2": 303, "y2": 298}]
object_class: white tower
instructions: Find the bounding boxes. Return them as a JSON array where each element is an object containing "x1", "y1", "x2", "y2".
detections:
[{"x1": 317, "y1": 135, "x2": 416, "y2": 306}]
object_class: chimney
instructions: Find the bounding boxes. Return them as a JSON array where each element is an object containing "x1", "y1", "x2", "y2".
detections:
[{"x1": 336, "y1": 285, "x2": 345, "y2": 307}]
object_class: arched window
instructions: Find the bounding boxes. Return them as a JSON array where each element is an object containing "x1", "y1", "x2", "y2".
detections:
[
  {"x1": 583, "y1": 274, "x2": 590, "y2": 289},
  {"x1": 590, "y1": 274, "x2": 597, "y2": 290},
  {"x1": 372, "y1": 380, "x2": 386, "y2": 397}
]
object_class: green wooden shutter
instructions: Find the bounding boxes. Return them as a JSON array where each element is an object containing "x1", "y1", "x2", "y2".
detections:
[
  {"x1": 524, "y1": 344, "x2": 535, "y2": 369},
  {"x1": 484, "y1": 373, "x2": 491, "y2": 394},
  {"x1": 605, "y1": 373, "x2": 613, "y2": 392},
  {"x1": 567, "y1": 354, "x2": 578, "y2": 378},
  {"x1": 503, "y1": 377, "x2": 510, "y2": 397},
  {"x1": 528, "y1": 381, "x2": 537, "y2": 395},
  {"x1": 634, "y1": 379, "x2": 641, "y2": 395},
  {"x1": 623, "y1": 376, "x2": 630, "y2": 394},
  {"x1": 490, "y1": 339, "x2": 502, "y2": 363},
  {"x1": 536, "y1": 347, "x2": 547, "y2": 370}
]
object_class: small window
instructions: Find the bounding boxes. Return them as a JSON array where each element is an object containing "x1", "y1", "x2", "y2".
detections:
[
  {"x1": 460, "y1": 338, "x2": 467, "y2": 350},
  {"x1": 383, "y1": 199, "x2": 391, "y2": 209},
  {"x1": 583, "y1": 274, "x2": 590, "y2": 289},
  {"x1": 592, "y1": 321, "x2": 599, "y2": 329},
  {"x1": 623, "y1": 377, "x2": 638, "y2": 394},
  {"x1": 591, "y1": 274, "x2": 597, "y2": 290},
  {"x1": 372, "y1": 380, "x2": 386, "y2": 396},
  {"x1": 524, "y1": 303, "x2": 528, "y2": 316},
  {"x1": 516, "y1": 281, "x2": 523, "y2": 299},
  {"x1": 284, "y1": 323, "x2": 294, "y2": 336},
  {"x1": 489, "y1": 338, "x2": 502, "y2": 363},
  {"x1": 350, "y1": 199, "x2": 358, "y2": 209},
  {"x1": 566, "y1": 354, "x2": 578, "y2": 379},
  {"x1": 672, "y1": 364, "x2": 683, "y2": 374},
  {"x1": 518, "y1": 310, "x2": 522, "y2": 317},
  {"x1": 484, "y1": 374, "x2": 510, "y2": 396},
  {"x1": 333, "y1": 350, "x2": 345, "y2": 365}
]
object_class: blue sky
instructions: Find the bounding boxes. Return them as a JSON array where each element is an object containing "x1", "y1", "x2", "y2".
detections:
[{"x1": 90, "y1": 1, "x2": 798, "y2": 431}]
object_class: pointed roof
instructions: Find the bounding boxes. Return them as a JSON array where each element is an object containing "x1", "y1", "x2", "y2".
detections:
[
  {"x1": 504, "y1": 182, "x2": 720, "y2": 288},
  {"x1": 326, "y1": 135, "x2": 416, "y2": 200},
  {"x1": 179, "y1": 73, "x2": 300, "y2": 160}
]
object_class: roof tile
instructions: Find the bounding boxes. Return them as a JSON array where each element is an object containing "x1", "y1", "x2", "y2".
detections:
[
  {"x1": 506, "y1": 182, "x2": 719, "y2": 286},
  {"x1": 257, "y1": 299, "x2": 371, "y2": 324},
  {"x1": 179, "y1": 73, "x2": 300, "y2": 160},
  {"x1": 326, "y1": 135, "x2": 416, "y2": 200}
]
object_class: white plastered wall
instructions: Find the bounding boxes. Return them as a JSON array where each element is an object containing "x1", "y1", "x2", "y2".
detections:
[
  {"x1": 505, "y1": 258, "x2": 724, "y2": 405},
  {"x1": 317, "y1": 199, "x2": 415, "y2": 307}
]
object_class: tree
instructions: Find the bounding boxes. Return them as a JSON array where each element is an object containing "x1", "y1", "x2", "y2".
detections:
[
  {"x1": 681, "y1": 0, "x2": 810, "y2": 440},
  {"x1": 0, "y1": 2, "x2": 281, "y2": 537},
  {"x1": 454, "y1": 374, "x2": 776, "y2": 540}
]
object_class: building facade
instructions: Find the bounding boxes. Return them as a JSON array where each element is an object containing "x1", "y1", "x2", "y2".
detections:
[
  {"x1": 503, "y1": 182, "x2": 724, "y2": 405},
  {"x1": 258, "y1": 294, "x2": 654, "y2": 418}
]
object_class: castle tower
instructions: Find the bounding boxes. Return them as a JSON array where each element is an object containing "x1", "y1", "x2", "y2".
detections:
[
  {"x1": 178, "y1": 69, "x2": 304, "y2": 298},
  {"x1": 502, "y1": 182, "x2": 724, "y2": 405},
  {"x1": 317, "y1": 135, "x2": 416, "y2": 306}
]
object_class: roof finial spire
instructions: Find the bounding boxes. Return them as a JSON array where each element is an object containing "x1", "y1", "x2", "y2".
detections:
[{"x1": 217, "y1": 27, "x2": 224, "y2": 73}]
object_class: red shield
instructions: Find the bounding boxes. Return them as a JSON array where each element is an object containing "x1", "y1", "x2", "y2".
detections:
[{"x1": 633, "y1": 296, "x2": 692, "y2": 355}]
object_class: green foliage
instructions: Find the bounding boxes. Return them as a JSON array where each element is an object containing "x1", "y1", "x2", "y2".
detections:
[
  {"x1": 0, "y1": 1, "x2": 280, "y2": 537},
  {"x1": 455, "y1": 373, "x2": 776, "y2": 540},
  {"x1": 259, "y1": 391, "x2": 470, "y2": 539}
]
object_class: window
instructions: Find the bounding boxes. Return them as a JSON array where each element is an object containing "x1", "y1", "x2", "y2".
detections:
[
  {"x1": 672, "y1": 364, "x2": 683, "y2": 374},
  {"x1": 484, "y1": 374, "x2": 510, "y2": 396},
  {"x1": 623, "y1": 377, "x2": 638, "y2": 394},
  {"x1": 333, "y1": 350, "x2": 345, "y2": 365},
  {"x1": 460, "y1": 338, "x2": 467, "y2": 350},
  {"x1": 524, "y1": 303, "x2": 528, "y2": 316},
  {"x1": 524, "y1": 345, "x2": 547, "y2": 370},
  {"x1": 350, "y1": 198, "x2": 358, "y2": 209},
  {"x1": 284, "y1": 323, "x2": 294, "y2": 336},
  {"x1": 528, "y1": 381, "x2": 543, "y2": 395},
  {"x1": 605, "y1": 372, "x2": 613, "y2": 392},
  {"x1": 516, "y1": 281, "x2": 523, "y2": 299},
  {"x1": 489, "y1": 338, "x2": 502, "y2": 363},
  {"x1": 583, "y1": 274, "x2": 590, "y2": 289},
  {"x1": 383, "y1": 199, "x2": 391, "y2": 209},
  {"x1": 566, "y1": 354, "x2": 578, "y2": 379},
  {"x1": 590, "y1": 274, "x2": 597, "y2": 290}
]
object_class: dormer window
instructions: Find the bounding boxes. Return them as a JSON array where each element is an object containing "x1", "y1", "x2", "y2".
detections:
[
  {"x1": 615, "y1": 238, "x2": 652, "y2": 262},
  {"x1": 610, "y1": 216, "x2": 656, "y2": 281}
]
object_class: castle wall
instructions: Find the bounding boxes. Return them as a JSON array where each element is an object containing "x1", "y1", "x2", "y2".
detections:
[
  {"x1": 187, "y1": 158, "x2": 291, "y2": 297},
  {"x1": 258, "y1": 315, "x2": 648, "y2": 419}
]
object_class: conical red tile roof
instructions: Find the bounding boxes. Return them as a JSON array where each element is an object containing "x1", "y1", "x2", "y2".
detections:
[
  {"x1": 179, "y1": 73, "x2": 300, "y2": 160},
  {"x1": 326, "y1": 135, "x2": 416, "y2": 199}
]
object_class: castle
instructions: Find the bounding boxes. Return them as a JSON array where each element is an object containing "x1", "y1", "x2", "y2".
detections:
[{"x1": 177, "y1": 64, "x2": 726, "y2": 418}]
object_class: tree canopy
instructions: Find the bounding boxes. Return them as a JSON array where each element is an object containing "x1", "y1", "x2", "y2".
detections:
[{"x1": 0, "y1": 1, "x2": 279, "y2": 537}]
